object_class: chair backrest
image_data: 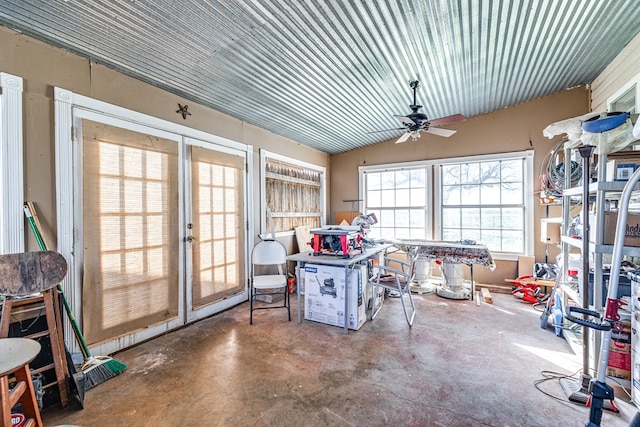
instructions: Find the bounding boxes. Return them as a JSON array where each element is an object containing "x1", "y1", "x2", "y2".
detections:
[
  {"x1": 252, "y1": 239, "x2": 287, "y2": 270},
  {"x1": 0, "y1": 251, "x2": 67, "y2": 296}
]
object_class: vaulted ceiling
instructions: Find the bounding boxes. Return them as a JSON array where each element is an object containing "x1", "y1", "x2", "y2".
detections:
[{"x1": 2, "y1": 1, "x2": 640, "y2": 154}]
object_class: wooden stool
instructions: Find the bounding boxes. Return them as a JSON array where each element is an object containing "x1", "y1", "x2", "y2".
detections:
[
  {"x1": 0, "y1": 251, "x2": 69, "y2": 408},
  {"x1": 0, "y1": 338, "x2": 43, "y2": 427}
]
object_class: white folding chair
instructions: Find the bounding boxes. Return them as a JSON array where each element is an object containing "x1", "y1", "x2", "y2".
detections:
[
  {"x1": 370, "y1": 247, "x2": 417, "y2": 326},
  {"x1": 249, "y1": 239, "x2": 291, "y2": 324}
]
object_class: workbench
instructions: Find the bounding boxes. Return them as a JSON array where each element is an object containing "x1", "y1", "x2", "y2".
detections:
[
  {"x1": 387, "y1": 239, "x2": 496, "y2": 300},
  {"x1": 287, "y1": 243, "x2": 391, "y2": 334}
]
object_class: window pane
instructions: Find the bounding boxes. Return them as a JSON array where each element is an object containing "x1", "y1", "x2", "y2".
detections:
[
  {"x1": 409, "y1": 209, "x2": 425, "y2": 228},
  {"x1": 461, "y1": 208, "x2": 480, "y2": 228},
  {"x1": 364, "y1": 167, "x2": 429, "y2": 240},
  {"x1": 396, "y1": 188, "x2": 410, "y2": 205},
  {"x1": 367, "y1": 172, "x2": 381, "y2": 190},
  {"x1": 442, "y1": 228, "x2": 461, "y2": 241},
  {"x1": 481, "y1": 208, "x2": 501, "y2": 228},
  {"x1": 438, "y1": 156, "x2": 527, "y2": 254},
  {"x1": 442, "y1": 208, "x2": 460, "y2": 228},
  {"x1": 396, "y1": 170, "x2": 410, "y2": 188},
  {"x1": 502, "y1": 208, "x2": 523, "y2": 230},
  {"x1": 481, "y1": 161, "x2": 501, "y2": 183},
  {"x1": 395, "y1": 209, "x2": 409, "y2": 227},
  {"x1": 443, "y1": 185, "x2": 460, "y2": 205},
  {"x1": 462, "y1": 163, "x2": 480, "y2": 184},
  {"x1": 502, "y1": 159, "x2": 523, "y2": 182},
  {"x1": 502, "y1": 182, "x2": 523, "y2": 204},
  {"x1": 381, "y1": 171, "x2": 395, "y2": 189},
  {"x1": 480, "y1": 183, "x2": 500, "y2": 205},
  {"x1": 410, "y1": 188, "x2": 425, "y2": 206},
  {"x1": 502, "y1": 230, "x2": 523, "y2": 252},
  {"x1": 442, "y1": 165, "x2": 460, "y2": 185},
  {"x1": 461, "y1": 184, "x2": 480, "y2": 205}
]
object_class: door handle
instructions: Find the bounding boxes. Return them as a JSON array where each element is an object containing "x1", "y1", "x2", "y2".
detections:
[{"x1": 186, "y1": 235, "x2": 196, "y2": 242}]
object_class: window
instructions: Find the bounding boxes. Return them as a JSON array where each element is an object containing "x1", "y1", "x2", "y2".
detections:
[
  {"x1": 360, "y1": 151, "x2": 534, "y2": 259},
  {"x1": 360, "y1": 163, "x2": 431, "y2": 240},
  {"x1": 608, "y1": 71, "x2": 640, "y2": 114},
  {"x1": 260, "y1": 150, "x2": 325, "y2": 236},
  {"x1": 0, "y1": 72, "x2": 24, "y2": 253},
  {"x1": 436, "y1": 151, "x2": 533, "y2": 257},
  {"x1": 610, "y1": 85, "x2": 636, "y2": 113}
]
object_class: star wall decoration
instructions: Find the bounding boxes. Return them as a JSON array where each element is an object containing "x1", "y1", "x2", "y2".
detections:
[{"x1": 176, "y1": 103, "x2": 191, "y2": 119}]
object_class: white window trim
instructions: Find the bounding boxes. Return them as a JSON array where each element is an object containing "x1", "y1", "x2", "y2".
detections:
[
  {"x1": 434, "y1": 150, "x2": 535, "y2": 261},
  {"x1": 0, "y1": 72, "x2": 24, "y2": 253},
  {"x1": 259, "y1": 149, "x2": 326, "y2": 239},
  {"x1": 607, "y1": 70, "x2": 640, "y2": 112}
]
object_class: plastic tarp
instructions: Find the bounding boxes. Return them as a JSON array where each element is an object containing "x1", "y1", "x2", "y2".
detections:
[{"x1": 543, "y1": 112, "x2": 637, "y2": 155}]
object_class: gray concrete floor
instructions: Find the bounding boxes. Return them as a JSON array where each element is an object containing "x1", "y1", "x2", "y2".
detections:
[{"x1": 42, "y1": 291, "x2": 637, "y2": 427}]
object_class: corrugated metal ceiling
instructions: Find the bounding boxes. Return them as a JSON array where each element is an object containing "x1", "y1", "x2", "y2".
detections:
[{"x1": 1, "y1": 1, "x2": 640, "y2": 154}]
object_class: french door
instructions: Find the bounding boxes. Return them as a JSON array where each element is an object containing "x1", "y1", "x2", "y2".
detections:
[{"x1": 77, "y1": 115, "x2": 248, "y2": 354}]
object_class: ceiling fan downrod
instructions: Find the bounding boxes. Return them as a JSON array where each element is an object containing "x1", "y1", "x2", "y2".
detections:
[{"x1": 409, "y1": 80, "x2": 422, "y2": 113}]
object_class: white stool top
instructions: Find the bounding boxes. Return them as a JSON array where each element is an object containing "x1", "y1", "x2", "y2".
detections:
[{"x1": 0, "y1": 338, "x2": 41, "y2": 376}]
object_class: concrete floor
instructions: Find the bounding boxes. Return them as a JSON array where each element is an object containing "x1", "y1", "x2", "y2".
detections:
[{"x1": 42, "y1": 291, "x2": 638, "y2": 427}]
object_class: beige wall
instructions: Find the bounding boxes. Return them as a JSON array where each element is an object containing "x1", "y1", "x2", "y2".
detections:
[
  {"x1": 329, "y1": 88, "x2": 589, "y2": 284},
  {"x1": 0, "y1": 26, "x2": 328, "y2": 252}
]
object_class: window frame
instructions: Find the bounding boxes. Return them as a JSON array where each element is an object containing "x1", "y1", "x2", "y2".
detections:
[
  {"x1": 359, "y1": 151, "x2": 534, "y2": 261},
  {"x1": 259, "y1": 149, "x2": 326, "y2": 239},
  {"x1": 0, "y1": 72, "x2": 24, "y2": 254},
  {"x1": 434, "y1": 150, "x2": 534, "y2": 261},
  {"x1": 358, "y1": 160, "x2": 434, "y2": 241},
  {"x1": 607, "y1": 70, "x2": 640, "y2": 113}
]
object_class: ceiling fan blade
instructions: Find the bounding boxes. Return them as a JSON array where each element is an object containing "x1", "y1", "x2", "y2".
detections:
[
  {"x1": 393, "y1": 115, "x2": 416, "y2": 126},
  {"x1": 428, "y1": 113, "x2": 466, "y2": 126},
  {"x1": 395, "y1": 132, "x2": 413, "y2": 144},
  {"x1": 424, "y1": 127, "x2": 457, "y2": 137}
]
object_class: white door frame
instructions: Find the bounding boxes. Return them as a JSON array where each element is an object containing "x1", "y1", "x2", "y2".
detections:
[{"x1": 54, "y1": 88, "x2": 252, "y2": 356}]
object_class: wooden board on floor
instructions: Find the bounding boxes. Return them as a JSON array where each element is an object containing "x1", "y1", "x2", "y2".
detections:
[
  {"x1": 476, "y1": 283, "x2": 512, "y2": 294},
  {"x1": 481, "y1": 287, "x2": 493, "y2": 304}
]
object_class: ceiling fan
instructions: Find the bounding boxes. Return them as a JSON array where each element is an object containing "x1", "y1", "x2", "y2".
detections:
[{"x1": 378, "y1": 80, "x2": 466, "y2": 144}]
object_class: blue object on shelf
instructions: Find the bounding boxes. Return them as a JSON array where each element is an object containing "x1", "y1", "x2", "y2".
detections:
[
  {"x1": 581, "y1": 112, "x2": 628, "y2": 133},
  {"x1": 553, "y1": 292, "x2": 563, "y2": 337}
]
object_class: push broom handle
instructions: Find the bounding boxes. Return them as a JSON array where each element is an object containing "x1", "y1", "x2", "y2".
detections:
[{"x1": 24, "y1": 203, "x2": 92, "y2": 360}]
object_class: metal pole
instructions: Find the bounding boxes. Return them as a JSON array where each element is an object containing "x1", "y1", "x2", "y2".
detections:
[{"x1": 578, "y1": 144, "x2": 595, "y2": 378}]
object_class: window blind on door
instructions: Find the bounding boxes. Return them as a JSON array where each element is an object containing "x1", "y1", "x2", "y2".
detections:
[
  {"x1": 191, "y1": 146, "x2": 245, "y2": 307},
  {"x1": 82, "y1": 120, "x2": 180, "y2": 345}
]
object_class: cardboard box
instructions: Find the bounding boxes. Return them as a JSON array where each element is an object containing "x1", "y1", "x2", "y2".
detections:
[
  {"x1": 591, "y1": 211, "x2": 640, "y2": 247},
  {"x1": 607, "y1": 159, "x2": 640, "y2": 181},
  {"x1": 540, "y1": 217, "x2": 562, "y2": 244},
  {"x1": 517, "y1": 255, "x2": 535, "y2": 277},
  {"x1": 304, "y1": 263, "x2": 368, "y2": 330}
]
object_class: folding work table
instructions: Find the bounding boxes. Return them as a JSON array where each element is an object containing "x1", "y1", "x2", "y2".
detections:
[
  {"x1": 389, "y1": 239, "x2": 496, "y2": 300},
  {"x1": 287, "y1": 243, "x2": 391, "y2": 334}
]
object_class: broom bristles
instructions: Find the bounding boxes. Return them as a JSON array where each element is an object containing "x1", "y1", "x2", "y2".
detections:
[{"x1": 82, "y1": 355, "x2": 128, "y2": 390}]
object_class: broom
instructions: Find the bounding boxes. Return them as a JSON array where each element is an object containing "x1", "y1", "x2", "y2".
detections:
[{"x1": 24, "y1": 202, "x2": 127, "y2": 389}]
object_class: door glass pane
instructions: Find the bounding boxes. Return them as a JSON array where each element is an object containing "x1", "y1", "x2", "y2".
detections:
[
  {"x1": 82, "y1": 119, "x2": 179, "y2": 345},
  {"x1": 191, "y1": 146, "x2": 245, "y2": 307}
]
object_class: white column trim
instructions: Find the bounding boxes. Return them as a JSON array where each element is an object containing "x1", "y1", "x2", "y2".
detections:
[
  {"x1": 54, "y1": 87, "x2": 80, "y2": 350},
  {"x1": 0, "y1": 72, "x2": 24, "y2": 254}
]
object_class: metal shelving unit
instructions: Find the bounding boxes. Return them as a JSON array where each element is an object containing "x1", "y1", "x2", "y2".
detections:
[{"x1": 559, "y1": 144, "x2": 639, "y2": 393}]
